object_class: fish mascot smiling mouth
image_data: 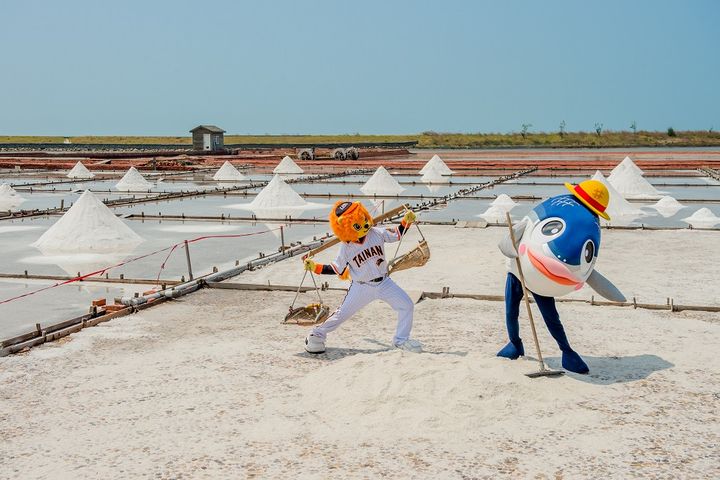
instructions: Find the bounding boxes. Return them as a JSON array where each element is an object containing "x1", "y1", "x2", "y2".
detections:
[{"x1": 497, "y1": 180, "x2": 626, "y2": 374}]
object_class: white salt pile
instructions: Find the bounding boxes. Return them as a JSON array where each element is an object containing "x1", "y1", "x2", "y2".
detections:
[
  {"x1": 608, "y1": 156, "x2": 644, "y2": 181},
  {"x1": 490, "y1": 194, "x2": 517, "y2": 209},
  {"x1": 115, "y1": 167, "x2": 153, "y2": 191},
  {"x1": 478, "y1": 195, "x2": 516, "y2": 223},
  {"x1": 360, "y1": 166, "x2": 405, "y2": 195},
  {"x1": 223, "y1": 175, "x2": 325, "y2": 218},
  {"x1": 31, "y1": 190, "x2": 143, "y2": 254},
  {"x1": 273, "y1": 156, "x2": 304, "y2": 174},
  {"x1": 250, "y1": 175, "x2": 307, "y2": 208},
  {"x1": 66, "y1": 161, "x2": 95, "y2": 179},
  {"x1": 213, "y1": 161, "x2": 247, "y2": 181},
  {"x1": 478, "y1": 206, "x2": 513, "y2": 223},
  {"x1": 650, "y1": 196, "x2": 686, "y2": 217},
  {"x1": 419, "y1": 154, "x2": 453, "y2": 176},
  {"x1": 0, "y1": 183, "x2": 25, "y2": 210},
  {"x1": 681, "y1": 208, "x2": 720, "y2": 228},
  {"x1": 591, "y1": 170, "x2": 644, "y2": 218},
  {"x1": 607, "y1": 159, "x2": 660, "y2": 199},
  {"x1": 420, "y1": 163, "x2": 449, "y2": 184},
  {"x1": 0, "y1": 183, "x2": 24, "y2": 202}
]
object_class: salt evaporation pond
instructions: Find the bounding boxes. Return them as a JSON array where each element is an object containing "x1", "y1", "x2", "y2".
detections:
[
  {"x1": 1, "y1": 161, "x2": 719, "y2": 340},
  {"x1": 0, "y1": 278, "x2": 144, "y2": 338},
  {"x1": 0, "y1": 217, "x2": 329, "y2": 338}
]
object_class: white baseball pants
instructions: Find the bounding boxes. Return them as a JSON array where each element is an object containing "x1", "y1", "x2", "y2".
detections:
[{"x1": 310, "y1": 277, "x2": 414, "y2": 345}]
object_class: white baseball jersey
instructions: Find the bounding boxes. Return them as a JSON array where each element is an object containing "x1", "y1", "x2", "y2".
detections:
[{"x1": 330, "y1": 226, "x2": 401, "y2": 282}]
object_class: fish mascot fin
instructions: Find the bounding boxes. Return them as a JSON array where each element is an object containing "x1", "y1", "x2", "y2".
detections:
[
  {"x1": 498, "y1": 219, "x2": 527, "y2": 258},
  {"x1": 586, "y1": 270, "x2": 626, "y2": 302}
]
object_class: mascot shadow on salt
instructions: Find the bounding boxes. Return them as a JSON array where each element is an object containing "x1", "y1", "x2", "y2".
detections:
[
  {"x1": 497, "y1": 180, "x2": 626, "y2": 374},
  {"x1": 303, "y1": 200, "x2": 423, "y2": 355}
]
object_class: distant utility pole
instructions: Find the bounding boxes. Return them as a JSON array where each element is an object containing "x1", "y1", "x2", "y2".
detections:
[
  {"x1": 630, "y1": 121, "x2": 637, "y2": 134},
  {"x1": 559, "y1": 120, "x2": 566, "y2": 138},
  {"x1": 521, "y1": 123, "x2": 532, "y2": 139},
  {"x1": 595, "y1": 122, "x2": 603, "y2": 137}
]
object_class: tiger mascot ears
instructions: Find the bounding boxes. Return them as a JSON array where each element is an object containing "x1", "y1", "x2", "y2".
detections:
[{"x1": 329, "y1": 200, "x2": 374, "y2": 243}]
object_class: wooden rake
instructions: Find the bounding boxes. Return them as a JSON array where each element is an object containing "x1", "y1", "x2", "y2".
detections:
[{"x1": 505, "y1": 212, "x2": 564, "y2": 378}]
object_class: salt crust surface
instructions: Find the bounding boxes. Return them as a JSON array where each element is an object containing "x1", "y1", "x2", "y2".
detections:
[
  {"x1": 4, "y1": 225, "x2": 719, "y2": 479},
  {"x1": 8, "y1": 295, "x2": 716, "y2": 477}
]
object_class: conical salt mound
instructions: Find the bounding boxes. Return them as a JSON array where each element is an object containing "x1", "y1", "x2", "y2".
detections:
[
  {"x1": 419, "y1": 154, "x2": 453, "y2": 175},
  {"x1": 479, "y1": 205, "x2": 512, "y2": 223},
  {"x1": 213, "y1": 161, "x2": 247, "y2": 181},
  {"x1": 115, "y1": 167, "x2": 153, "y2": 191},
  {"x1": 273, "y1": 156, "x2": 304, "y2": 174},
  {"x1": 0, "y1": 183, "x2": 22, "y2": 200},
  {"x1": 66, "y1": 161, "x2": 95, "y2": 179},
  {"x1": 420, "y1": 162, "x2": 448, "y2": 183},
  {"x1": 591, "y1": 170, "x2": 644, "y2": 217},
  {"x1": 31, "y1": 190, "x2": 143, "y2": 254},
  {"x1": 360, "y1": 166, "x2": 405, "y2": 195},
  {"x1": 0, "y1": 183, "x2": 25, "y2": 209},
  {"x1": 681, "y1": 208, "x2": 720, "y2": 227},
  {"x1": 490, "y1": 194, "x2": 517, "y2": 209},
  {"x1": 250, "y1": 175, "x2": 307, "y2": 208},
  {"x1": 607, "y1": 166, "x2": 660, "y2": 199},
  {"x1": 651, "y1": 196, "x2": 685, "y2": 217},
  {"x1": 608, "y1": 156, "x2": 644, "y2": 182}
]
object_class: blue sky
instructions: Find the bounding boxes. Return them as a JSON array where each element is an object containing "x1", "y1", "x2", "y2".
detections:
[{"x1": 1, "y1": 0, "x2": 718, "y2": 135}]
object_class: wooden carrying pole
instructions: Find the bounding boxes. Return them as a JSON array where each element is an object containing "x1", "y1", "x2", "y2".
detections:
[
  {"x1": 303, "y1": 203, "x2": 409, "y2": 259},
  {"x1": 505, "y1": 212, "x2": 563, "y2": 378}
]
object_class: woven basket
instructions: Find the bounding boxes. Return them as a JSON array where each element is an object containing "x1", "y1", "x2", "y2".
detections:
[
  {"x1": 388, "y1": 240, "x2": 430, "y2": 275},
  {"x1": 283, "y1": 303, "x2": 330, "y2": 326}
]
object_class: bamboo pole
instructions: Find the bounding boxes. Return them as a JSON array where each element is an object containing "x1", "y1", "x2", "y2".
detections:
[{"x1": 302, "y1": 203, "x2": 408, "y2": 259}]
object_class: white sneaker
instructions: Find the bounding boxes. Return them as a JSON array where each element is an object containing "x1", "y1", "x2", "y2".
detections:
[
  {"x1": 305, "y1": 334, "x2": 326, "y2": 354},
  {"x1": 394, "y1": 339, "x2": 423, "y2": 353}
]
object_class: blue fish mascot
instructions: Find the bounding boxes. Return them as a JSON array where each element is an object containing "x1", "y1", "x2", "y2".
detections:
[{"x1": 497, "y1": 180, "x2": 626, "y2": 374}]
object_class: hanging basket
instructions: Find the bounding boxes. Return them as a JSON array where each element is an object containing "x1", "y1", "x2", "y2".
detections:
[
  {"x1": 388, "y1": 239, "x2": 430, "y2": 275},
  {"x1": 282, "y1": 303, "x2": 330, "y2": 326}
]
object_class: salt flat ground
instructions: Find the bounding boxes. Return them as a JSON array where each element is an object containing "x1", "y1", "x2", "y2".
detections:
[{"x1": 1, "y1": 226, "x2": 719, "y2": 479}]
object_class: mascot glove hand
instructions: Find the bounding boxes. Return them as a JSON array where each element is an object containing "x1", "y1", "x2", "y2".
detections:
[
  {"x1": 403, "y1": 210, "x2": 416, "y2": 224},
  {"x1": 304, "y1": 259, "x2": 317, "y2": 272}
]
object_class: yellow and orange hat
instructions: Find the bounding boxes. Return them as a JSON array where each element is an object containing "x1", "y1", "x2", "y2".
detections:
[{"x1": 564, "y1": 180, "x2": 611, "y2": 220}]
